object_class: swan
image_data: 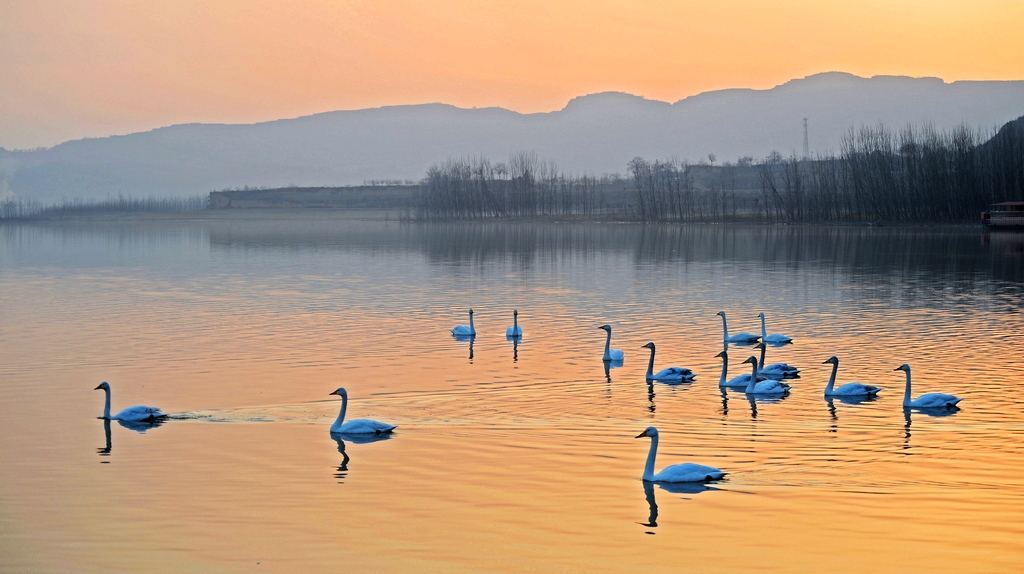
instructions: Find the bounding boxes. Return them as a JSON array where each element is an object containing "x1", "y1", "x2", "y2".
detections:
[
  {"x1": 895, "y1": 364, "x2": 962, "y2": 409},
  {"x1": 717, "y1": 311, "x2": 760, "y2": 344},
  {"x1": 451, "y1": 309, "x2": 476, "y2": 337},
  {"x1": 716, "y1": 349, "x2": 763, "y2": 387},
  {"x1": 755, "y1": 343, "x2": 800, "y2": 379},
  {"x1": 758, "y1": 312, "x2": 792, "y2": 344},
  {"x1": 741, "y1": 356, "x2": 791, "y2": 395},
  {"x1": 94, "y1": 382, "x2": 166, "y2": 422},
  {"x1": 329, "y1": 387, "x2": 397, "y2": 434},
  {"x1": 635, "y1": 426, "x2": 725, "y2": 483},
  {"x1": 598, "y1": 325, "x2": 625, "y2": 362},
  {"x1": 822, "y1": 356, "x2": 881, "y2": 397},
  {"x1": 642, "y1": 343, "x2": 695, "y2": 382},
  {"x1": 505, "y1": 309, "x2": 522, "y2": 338}
]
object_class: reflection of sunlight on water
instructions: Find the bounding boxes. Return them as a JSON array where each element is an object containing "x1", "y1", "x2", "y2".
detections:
[{"x1": 2, "y1": 219, "x2": 1024, "y2": 571}]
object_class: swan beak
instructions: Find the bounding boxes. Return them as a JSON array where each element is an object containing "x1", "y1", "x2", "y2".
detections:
[
  {"x1": 822, "y1": 360, "x2": 831, "y2": 364},
  {"x1": 893, "y1": 366, "x2": 902, "y2": 371},
  {"x1": 635, "y1": 430, "x2": 649, "y2": 438},
  {"x1": 328, "y1": 390, "x2": 339, "y2": 396},
  {"x1": 93, "y1": 384, "x2": 103, "y2": 390}
]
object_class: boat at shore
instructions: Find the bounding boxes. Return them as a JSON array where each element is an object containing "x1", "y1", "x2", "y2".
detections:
[{"x1": 982, "y1": 202, "x2": 1024, "y2": 228}]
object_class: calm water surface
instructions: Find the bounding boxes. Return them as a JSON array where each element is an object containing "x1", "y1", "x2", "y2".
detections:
[{"x1": 1, "y1": 216, "x2": 1023, "y2": 572}]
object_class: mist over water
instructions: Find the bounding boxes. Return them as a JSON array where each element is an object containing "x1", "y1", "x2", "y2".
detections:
[{"x1": 2, "y1": 217, "x2": 1023, "y2": 572}]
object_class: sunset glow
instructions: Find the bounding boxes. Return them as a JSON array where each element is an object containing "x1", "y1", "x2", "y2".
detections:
[{"x1": 2, "y1": 0, "x2": 1023, "y2": 148}]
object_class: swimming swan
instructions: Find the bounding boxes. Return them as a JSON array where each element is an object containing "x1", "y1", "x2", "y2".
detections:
[
  {"x1": 716, "y1": 349, "x2": 763, "y2": 387},
  {"x1": 895, "y1": 364, "x2": 962, "y2": 409},
  {"x1": 823, "y1": 356, "x2": 881, "y2": 397},
  {"x1": 741, "y1": 356, "x2": 791, "y2": 395},
  {"x1": 635, "y1": 426, "x2": 725, "y2": 483},
  {"x1": 643, "y1": 343, "x2": 695, "y2": 382},
  {"x1": 599, "y1": 325, "x2": 625, "y2": 362},
  {"x1": 758, "y1": 312, "x2": 792, "y2": 344},
  {"x1": 329, "y1": 388, "x2": 397, "y2": 434},
  {"x1": 506, "y1": 310, "x2": 522, "y2": 338},
  {"x1": 451, "y1": 309, "x2": 476, "y2": 337},
  {"x1": 717, "y1": 311, "x2": 760, "y2": 344},
  {"x1": 94, "y1": 382, "x2": 166, "y2": 422},
  {"x1": 755, "y1": 343, "x2": 800, "y2": 379}
]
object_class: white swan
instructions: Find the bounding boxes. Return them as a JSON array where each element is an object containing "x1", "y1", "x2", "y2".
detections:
[
  {"x1": 505, "y1": 309, "x2": 522, "y2": 337},
  {"x1": 598, "y1": 325, "x2": 624, "y2": 362},
  {"x1": 329, "y1": 388, "x2": 397, "y2": 434},
  {"x1": 895, "y1": 364, "x2": 962, "y2": 409},
  {"x1": 741, "y1": 356, "x2": 791, "y2": 395},
  {"x1": 94, "y1": 382, "x2": 166, "y2": 422},
  {"x1": 823, "y1": 356, "x2": 881, "y2": 397},
  {"x1": 642, "y1": 343, "x2": 695, "y2": 382},
  {"x1": 717, "y1": 311, "x2": 760, "y2": 344},
  {"x1": 755, "y1": 343, "x2": 800, "y2": 379},
  {"x1": 715, "y1": 349, "x2": 761, "y2": 387},
  {"x1": 635, "y1": 426, "x2": 725, "y2": 483},
  {"x1": 758, "y1": 312, "x2": 792, "y2": 344},
  {"x1": 451, "y1": 308, "x2": 476, "y2": 336}
]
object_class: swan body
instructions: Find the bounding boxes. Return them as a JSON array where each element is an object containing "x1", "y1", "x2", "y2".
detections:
[
  {"x1": 742, "y1": 357, "x2": 791, "y2": 395},
  {"x1": 329, "y1": 388, "x2": 397, "y2": 434},
  {"x1": 756, "y1": 343, "x2": 800, "y2": 379},
  {"x1": 758, "y1": 312, "x2": 792, "y2": 344},
  {"x1": 643, "y1": 343, "x2": 695, "y2": 382},
  {"x1": 896, "y1": 364, "x2": 962, "y2": 409},
  {"x1": 505, "y1": 310, "x2": 522, "y2": 337},
  {"x1": 822, "y1": 356, "x2": 880, "y2": 396},
  {"x1": 451, "y1": 309, "x2": 476, "y2": 337},
  {"x1": 716, "y1": 350, "x2": 765, "y2": 387},
  {"x1": 717, "y1": 311, "x2": 760, "y2": 344},
  {"x1": 94, "y1": 382, "x2": 165, "y2": 422},
  {"x1": 636, "y1": 427, "x2": 724, "y2": 483},
  {"x1": 599, "y1": 325, "x2": 625, "y2": 362}
]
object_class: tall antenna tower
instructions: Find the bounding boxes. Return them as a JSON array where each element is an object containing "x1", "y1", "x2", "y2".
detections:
[{"x1": 802, "y1": 117, "x2": 809, "y2": 160}]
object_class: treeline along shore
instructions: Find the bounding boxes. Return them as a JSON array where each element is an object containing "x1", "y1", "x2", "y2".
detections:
[{"x1": 2, "y1": 117, "x2": 1021, "y2": 223}]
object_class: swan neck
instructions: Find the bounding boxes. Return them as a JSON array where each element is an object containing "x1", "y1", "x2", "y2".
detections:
[
  {"x1": 603, "y1": 330, "x2": 612, "y2": 357},
  {"x1": 760, "y1": 315, "x2": 767, "y2": 339},
  {"x1": 746, "y1": 362, "x2": 759, "y2": 393},
  {"x1": 719, "y1": 357, "x2": 727, "y2": 384},
  {"x1": 513, "y1": 314, "x2": 518, "y2": 328},
  {"x1": 646, "y1": 347, "x2": 656, "y2": 377},
  {"x1": 903, "y1": 369, "x2": 912, "y2": 405},
  {"x1": 643, "y1": 434, "x2": 659, "y2": 480},
  {"x1": 103, "y1": 387, "x2": 111, "y2": 419},
  {"x1": 332, "y1": 394, "x2": 348, "y2": 432},
  {"x1": 758, "y1": 345, "x2": 766, "y2": 369},
  {"x1": 469, "y1": 313, "x2": 475, "y2": 334},
  {"x1": 825, "y1": 362, "x2": 838, "y2": 393},
  {"x1": 720, "y1": 314, "x2": 729, "y2": 340}
]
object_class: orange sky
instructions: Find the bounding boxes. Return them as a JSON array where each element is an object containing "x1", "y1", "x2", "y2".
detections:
[{"x1": 1, "y1": 0, "x2": 1023, "y2": 148}]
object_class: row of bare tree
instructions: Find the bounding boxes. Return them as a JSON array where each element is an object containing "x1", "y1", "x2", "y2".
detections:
[
  {"x1": 0, "y1": 195, "x2": 209, "y2": 219},
  {"x1": 757, "y1": 121, "x2": 1024, "y2": 223},
  {"x1": 416, "y1": 152, "x2": 620, "y2": 219}
]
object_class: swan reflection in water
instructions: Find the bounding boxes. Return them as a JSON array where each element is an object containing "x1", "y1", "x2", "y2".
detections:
[
  {"x1": 96, "y1": 417, "x2": 165, "y2": 460},
  {"x1": 639, "y1": 480, "x2": 718, "y2": 532},
  {"x1": 331, "y1": 431, "x2": 392, "y2": 483},
  {"x1": 825, "y1": 395, "x2": 879, "y2": 432},
  {"x1": 506, "y1": 334, "x2": 519, "y2": 363},
  {"x1": 452, "y1": 334, "x2": 475, "y2": 361},
  {"x1": 903, "y1": 405, "x2": 959, "y2": 450},
  {"x1": 746, "y1": 393, "x2": 789, "y2": 420}
]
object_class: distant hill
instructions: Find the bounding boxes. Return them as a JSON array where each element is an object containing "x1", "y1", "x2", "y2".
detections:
[{"x1": 2, "y1": 72, "x2": 1023, "y2": 202}]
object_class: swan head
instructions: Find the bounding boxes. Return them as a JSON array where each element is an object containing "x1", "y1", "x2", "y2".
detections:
[
  {"x1": 742, "y1": 356, "x2": 758, "y2": 365},
  {"x1": 894, "y1": 364, "x2": 910, "y2": 372},
  {"x1": 598, "y1": 324, "x2": 611, "y2": 332},
  {"x1": 94, "y1": 382, "x2": 110, "y2": 391},
  {"x1": 642, "y1": 342, "x2": 655, "y2": 350},
  {"x1": 513, "y1": 309, "x2": 518, "y2": 316},
  {"x1": 716, "y1": 311, "x2": 725, "y2": 317},
  {"x1": 758, "y1": 312, "x2": 765, "y2": 319},
  {"x1": 823, "y1": 356, "x2": 839, "y2": 365},
  {"x1": 329, "y1": 387, "x2": 348, "y2": 397},
  {"x1": 468, "y1": 308, "x2": 474, "y2": 315},
  {"x1": 754, "y1": 342, "x2": 766, "y2": 350},
  {"x1": 715, "y1": 350, "x2": 727, "y2": 359},
  {"x1": 635, "y1": 426, "x2": 659, "y2": 439}
]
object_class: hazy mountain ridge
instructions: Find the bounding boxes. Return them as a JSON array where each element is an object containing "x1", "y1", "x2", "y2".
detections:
[{"x1": 2, "y1": 72, "x2": 1023, "y2": 202}]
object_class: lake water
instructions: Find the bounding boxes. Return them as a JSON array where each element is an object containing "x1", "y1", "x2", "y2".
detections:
[{"x1": 2, "y1": 214, "x2": 1023, "y2": 572}]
